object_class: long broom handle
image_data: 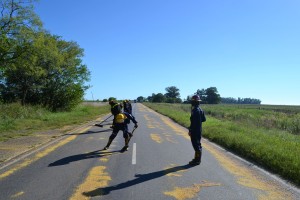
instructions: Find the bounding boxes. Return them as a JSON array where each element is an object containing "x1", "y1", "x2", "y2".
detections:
[{"x1": 98, "y1": 114, "x2": 113, "y2": 125}]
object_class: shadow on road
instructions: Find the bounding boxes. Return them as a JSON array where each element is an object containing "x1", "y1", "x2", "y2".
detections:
[
  {"x1": 48, "y1": 150, "x2": 119, "y2": 167},
  {"x1": 67, "y1": 128, "x2": 112, "y2": 135},
  {"x1": 86, "y1": 128, "x2": 113, "y2": 134},
  {"x1": 83, "y1": 164, "x2": 195, "y2": 197}
]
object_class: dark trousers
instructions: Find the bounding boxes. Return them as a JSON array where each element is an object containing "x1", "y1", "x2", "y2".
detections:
[
  {"x1": 190, "y1": 132, "x2": 202, "y2": 152},
  {"x1": 109, "y1": 123, "x2": 130, "y2": 140}
]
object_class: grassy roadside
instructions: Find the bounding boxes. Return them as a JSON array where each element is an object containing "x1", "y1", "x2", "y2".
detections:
[
  {"x1": 0, "y1": 103, "x2": 110, "y2": 142},
  {"x1": 143, "y1": 103, "x2": 300, "y2": 186}
]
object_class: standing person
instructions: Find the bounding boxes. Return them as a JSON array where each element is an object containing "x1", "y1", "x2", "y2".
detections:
[
  {"x1": 127, "y1": 100, "x2": 132, "y2": 114},
  {"x1": 103, "y1": 100, "x2": 138, "y2": 151},
  {"x1": 188, "y1": 95, "x2": 206, "y2": 165},
  {"x1": 123, "y1": 100, "x2": 128, "y2": 113},
  {"x1": 123, "y1": 100, "x2": 132, "y2": 114}
]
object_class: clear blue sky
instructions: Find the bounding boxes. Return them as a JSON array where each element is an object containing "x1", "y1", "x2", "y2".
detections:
[{"x1": 34, "y1": 0, "x2": 300, "y2": 105}]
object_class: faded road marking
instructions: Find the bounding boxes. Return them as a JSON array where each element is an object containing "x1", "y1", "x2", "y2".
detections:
[
  {"x1": 144, "y1": 114, "x2": 165, "y2": 130},
  {"x1": 0, "y1": 135, "x2": 77, "y2": 179},
  {"x1": 11, "y1": 191, "x2": 24, "y2": 198},
  {"x1": 70, "y1": 166, "x2": 111, "y2": 200},
  {"x1": 203, "y1": 142, "x2": 293, "y2": 200},
  {"x1": 165, "y1": 164, "x2": 187, "y2": 177},
  {"x1": 0, "y1": 127, "x2": 90, "y2": 180},
  {"x1": 164, "y1": 181, "x2": 221, "y2": 200},
  {"x1": 100, "y1": 157, "x2": 109, "y2": 162},
  {"x1": 150, "y1": 133, "x2": 163, "y2": 143}
]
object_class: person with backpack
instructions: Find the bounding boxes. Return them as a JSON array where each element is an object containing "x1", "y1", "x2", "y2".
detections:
[
  {"x1": 188, "y1": 95, "x2": 206, "y2": 165},
  {"x1": 103, "y1": 100, "x2": 138, "y2": 152}
]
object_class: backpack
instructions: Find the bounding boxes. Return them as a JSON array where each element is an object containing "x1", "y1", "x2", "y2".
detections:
[{"x1": 115, "y1": 113, "x2": 127, "y2": 123}]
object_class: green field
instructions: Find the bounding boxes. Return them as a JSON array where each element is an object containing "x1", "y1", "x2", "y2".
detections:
[
  {"x1": 143, "y1": 103, "x2": 300, "y2": 186},
  {"x1": 0, "y1": 103, "x2": 110, "y2": 142}
]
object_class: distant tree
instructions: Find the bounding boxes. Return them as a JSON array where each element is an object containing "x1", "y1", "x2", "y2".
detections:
[
  {"x1": 152, "y1": 93, "x2": 166, "y2": 103},
  {"x1": 165, "y1": 86, "x2": 180, "y2": 99},
  {"x1": 238, "y1": 97, "x2": 242, "y2": 104},
  {"x1": 108, "y1": 97, "x2": 117, "y2": 102},
  {"x1": 137, "y1": 96, "x2": 145, "y2": 102},
  {"x1": 165, "y1": 97, "x2": 182, "y2": 103},
  {"x1": 206, "y1": 87, "x2": 221, "y2": 104},
  {"x1": 165, "y1": 98, "x2": 175, "y2": 103},
  {"x1": 240, "y1": 97, "x2": 261, "y2": 104},
  {"x1": 242, "y1": 98, "x2": 261, "y2": 104},
  {"x1": 192, "y1": 87, "x2": 220, "y2": 104},
  {"x1": 147, "y1": 94, "x2": 154, "y2": 102},
  {"x1": 221, "y1": 97, "x2": 237, "y2": 104},
  {"x1": 221, "y1": 97, "x2": 261, "y2": 104},
  {"x1": 103, "y1": 99, "x2": 108, "y2": 102},
  {"x1": 183, "y1": 95, "x2": 191, "y2": 104},
  {"x1": 195, "y1": 89, "x2": 207, "y2": 103}
]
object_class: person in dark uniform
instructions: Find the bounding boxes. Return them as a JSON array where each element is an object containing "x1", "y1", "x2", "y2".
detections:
[
  {"x1": 110, "y1": 100, "x2": 121, "y2": 116},
  {"x1": 188, "y1": 95, "x2": 206, "y2": 165},
  {"x1": 103, "y1": 100, "x2": 138, "y2": 152},
  {"x1": 123, "y1": 99, "x2": 132, "y2": 114}
]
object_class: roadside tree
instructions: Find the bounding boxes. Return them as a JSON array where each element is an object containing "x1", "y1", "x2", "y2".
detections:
[
  {"x1": 165, "y1": 86, "x2": 180, "y2": 99},
  {"x1": 137, "y1": 96, "x2": 145, "y2": 102},
  {"x1": 0, "y1": 0, "x2": 42, "y2": 67},
  {"x1": 205, "y1": 87, "x2": 221, "y2": 104},
  {"x1": 152, "y1": 93, "x2": 166, "y2": 103},
  {"x1": 195, "y1": 89, "x2": 207, "y2": 103}
]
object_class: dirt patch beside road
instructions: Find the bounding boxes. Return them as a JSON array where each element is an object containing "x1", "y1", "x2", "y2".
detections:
[{"x1": 0, "y1": 119, "x2": 99, "y2": 167}]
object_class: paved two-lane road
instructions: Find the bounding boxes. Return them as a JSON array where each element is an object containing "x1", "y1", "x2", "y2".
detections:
[{"x1": 0, "y1": 103, "x2": 299, "y2": 200}]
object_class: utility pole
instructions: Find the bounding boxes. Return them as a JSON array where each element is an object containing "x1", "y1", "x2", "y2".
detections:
[{"x1": 91, "y1": 91, "x2": 94, "y2": 101}]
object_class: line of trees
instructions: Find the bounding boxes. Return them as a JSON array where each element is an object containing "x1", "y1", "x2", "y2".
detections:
[
  {"x1": 0, "y1": 0, "x2": 90, "y2": 111},
  {"x1": 188, "y1": 87, "x2": 221, "y2": 104},
  {"x1": 145, "y1": 86, "x2": 183, "y2": 103},
  {"x1": 137, "y1": 86, "x2": 222, "y2": 104},
  {"x1": 221, "y1": 97, "x2": 261, "y2": 104},
  {"x1": 137, "y1": 86, "x2": 261, "y2": 105}
]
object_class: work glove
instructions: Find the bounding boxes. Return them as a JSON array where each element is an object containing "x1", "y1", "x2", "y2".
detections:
[{"x1": 134, "y1": 123, "x2": 138, "y2": 128}]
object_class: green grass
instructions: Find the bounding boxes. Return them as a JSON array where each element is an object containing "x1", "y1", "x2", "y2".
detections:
[
  {"x1": 0, "y1": 103, "x2": 110, "y2": 142},
  {"x1": 143, "y1": 103, "x2": 300, "y2": 186},
  {"x1": 203, "y1": 104, "x2": 300, "y2": 135}
]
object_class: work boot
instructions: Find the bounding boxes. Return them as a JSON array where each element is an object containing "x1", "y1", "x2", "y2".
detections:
[
  {"x1": 120, "y1": 138, "x2": 130, "y2": 152},
  {"x1": 189, "y1": 151, "x2": 201, "y2": 165},
  {"x1": 103, "y1": 138, "x2": 113, "y2": 150},
  {"x1": 120, "y1": 145, "x2": 129, "y2": 152}
]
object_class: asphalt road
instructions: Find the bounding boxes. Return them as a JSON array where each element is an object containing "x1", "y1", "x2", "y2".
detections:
[{"x1": 0, "y1": 103, "x2": 299, "y2": 200}]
